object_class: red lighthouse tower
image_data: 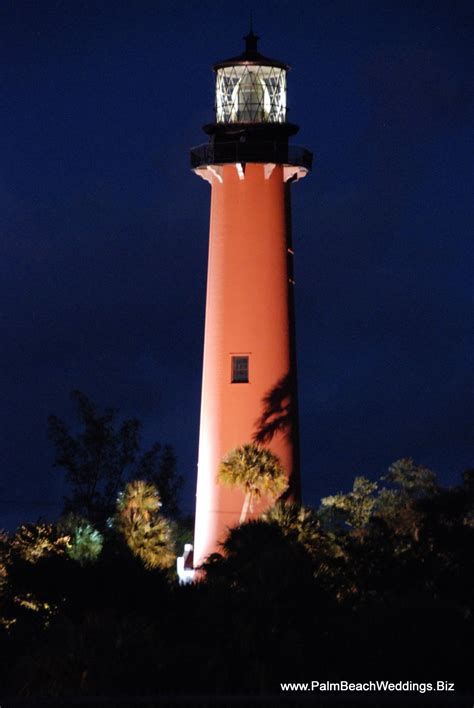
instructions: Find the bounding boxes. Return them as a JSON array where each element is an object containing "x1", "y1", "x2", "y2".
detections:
[{"x1": 188, "y1": 31, "x2": 312, "y2": 572}]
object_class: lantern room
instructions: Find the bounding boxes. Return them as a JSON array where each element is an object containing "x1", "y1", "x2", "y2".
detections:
[
  {"x1": 213, "y1": 30, "x2": 288, "y2": 125},
  {"x1": 190, "y1": 30, "x2": 312, "y2": 177}
]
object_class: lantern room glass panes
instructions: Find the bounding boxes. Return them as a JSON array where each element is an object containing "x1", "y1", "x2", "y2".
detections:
[{"x1": 216, "y1": 65, "x2": 286, "y2": 124}]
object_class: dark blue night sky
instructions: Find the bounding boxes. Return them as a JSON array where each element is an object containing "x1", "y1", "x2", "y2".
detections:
[{"x1": 1, "y1": 0, "x2": 473, "y2": 529}]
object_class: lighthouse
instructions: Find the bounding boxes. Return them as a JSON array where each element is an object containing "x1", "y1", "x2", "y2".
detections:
[{"x1": 184, "y1": 31, "x2": 312, "y2": 574}]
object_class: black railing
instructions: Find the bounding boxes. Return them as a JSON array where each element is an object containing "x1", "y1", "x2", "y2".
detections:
[{"x1": 190, "y1": 142, "x2": 312, "y2": 171}]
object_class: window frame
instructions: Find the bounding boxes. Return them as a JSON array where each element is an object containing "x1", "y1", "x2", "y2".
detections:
[{"x1": 231, "y1": 355, "x2": 250, "y2": 384}]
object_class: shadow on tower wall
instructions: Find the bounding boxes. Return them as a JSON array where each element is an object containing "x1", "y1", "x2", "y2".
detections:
[{"x1": 252, "y1": 372, "x2": 300, "y2": 502}]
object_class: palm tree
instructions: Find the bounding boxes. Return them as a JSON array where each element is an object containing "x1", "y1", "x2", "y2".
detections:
[
  {"x1": 57, "y1": 514, "x2": 103, "y2": 566},
  {"x1": 116, "y1": 479, "x2": 161, "y2": 520},
  {"x1": 114, "y1": 480, "x2": 175, "y2": 569},
  {"x1": 263, "y1": 501, "x2": 322, "y2": 550},
  {"x1": 218, "y1": 444, "x2": 288, "y2": 523}
]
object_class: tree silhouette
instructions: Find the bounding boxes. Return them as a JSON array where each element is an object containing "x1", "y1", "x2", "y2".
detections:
[
  {"x1": 1, "y1": 459, "x2": 473, "y2": 698},
  {"x1": 48, "y1": 390, "x2": 182, "y2": 525}
]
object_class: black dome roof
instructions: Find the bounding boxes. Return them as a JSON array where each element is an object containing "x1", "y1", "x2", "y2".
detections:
[{"x1": 213, "y1": 31, "x2": 290, "y2": 71}]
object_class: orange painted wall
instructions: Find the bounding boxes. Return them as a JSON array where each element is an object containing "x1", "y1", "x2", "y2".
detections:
[{"x1": 193, "y1": 162, "x2": 297, "y2": 568}]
